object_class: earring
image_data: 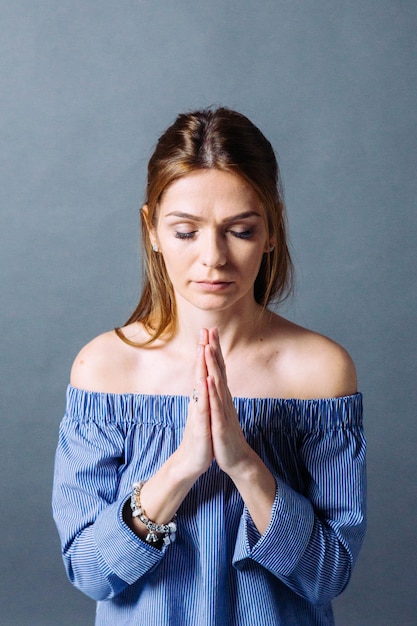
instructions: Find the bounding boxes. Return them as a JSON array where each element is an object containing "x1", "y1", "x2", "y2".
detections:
[
  {"x1": 269, "y1": 245, "x2": 275, "y2": 252},
  {"x1": 152, "y1": 244, "x2": 159, "y2": 252}
]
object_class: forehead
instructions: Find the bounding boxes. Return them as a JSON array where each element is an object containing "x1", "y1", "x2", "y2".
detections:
[{"x1": 159, "y1": 169, "x2": 263, "y2": 217}]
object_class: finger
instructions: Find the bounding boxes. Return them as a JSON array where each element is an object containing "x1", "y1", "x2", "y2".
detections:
[
  {"x1": 192, "y1": 342, "x2": 209, "y2": 412},
  {"x1": 208, "y1": 328, "x2": 227, "y2": 378},
  {"x1": 196, "y1": 373, "x2": 209, "y2": 412},
  {"x1": 207, "y1": 373, "x2": 237, "y2": 430},
  {"x1": 196, "y1": 340, "x2": 208, "y2": 379},
  {"x1": 205, "y1": 339, "x2": 228, "y2": 385},
  {"x1": 199, "y1": 328, "x2": 209, "y2": 346},
  {"x1": 207, "y1": 374, "x2": 222, "y2": 416},
  {"x1": 204, "y1": 344, "x2": 220, "y2": 381},
  {"x1": 204, "y1": 344, "x2": 228, "y2": 404}
]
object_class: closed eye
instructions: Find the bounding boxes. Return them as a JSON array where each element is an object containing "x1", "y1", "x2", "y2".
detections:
[
  {"x1": 174, "y1": 228, "x2": 255, "y2": 240},
  {"x1": 175, "y1": 231, "x2": 197, "y2": 239},
  {"x1": 228, "y1": 229, "x2": 254, "y2": 239}
]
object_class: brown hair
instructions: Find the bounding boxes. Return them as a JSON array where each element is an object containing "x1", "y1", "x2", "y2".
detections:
[{"x1": 116, "y1": 107, "x2": 293, "y2": 346}]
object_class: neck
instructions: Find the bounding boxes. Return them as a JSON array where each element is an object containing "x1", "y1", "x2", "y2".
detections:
[{"x1": 171, "y1": 294, "x2": 268, "y2": 356}]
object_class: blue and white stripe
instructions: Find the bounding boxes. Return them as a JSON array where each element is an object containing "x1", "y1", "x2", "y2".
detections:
[{"x1": 52, "y1": 385, "x2": 366, "y2": 626}]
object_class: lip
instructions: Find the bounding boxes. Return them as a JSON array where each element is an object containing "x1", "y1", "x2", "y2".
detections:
[{"x1": 195, "y1": 281, "x2": 233, "y2": 292}]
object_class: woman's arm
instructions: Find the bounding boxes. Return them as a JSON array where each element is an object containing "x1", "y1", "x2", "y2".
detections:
[
  {"x1": 203, "y1": 328, "x2": 276, "y2": 534},
  {"x1": 232, "y1": 418, "x2": 366, "y2": 604},
  {"x1": 53, "y1": 336, "x2": 215, "y2": 600},
  {"x1": 52, "y1": 407, "x2": 166, "y2": 601},
  {"x1": 205, "y1": 327, "x2": 366, "y2": 604},
  {"x1": 124, "y1": 335, "x2": 214, "y2": 540}
]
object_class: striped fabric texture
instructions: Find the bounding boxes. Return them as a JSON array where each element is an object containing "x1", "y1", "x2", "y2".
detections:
[{"x1": 52, "y1": 386, "x2": 366, "y2": 626}]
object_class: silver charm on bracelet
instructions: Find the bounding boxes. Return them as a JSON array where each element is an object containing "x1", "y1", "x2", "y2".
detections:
[
  {"x1": 131, "y1": 482, "x2": 177, "y2": 545},
  {"x1": 192, "y1": 388, "x2": 199, "y2": 403}
]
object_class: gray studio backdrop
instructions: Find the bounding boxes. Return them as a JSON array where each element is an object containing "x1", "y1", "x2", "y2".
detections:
[{"x1": 1, "y1": 2, "x2": 416, "y2": 625}]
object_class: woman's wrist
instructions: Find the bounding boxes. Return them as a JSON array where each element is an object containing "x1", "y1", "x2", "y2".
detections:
[
  {"x1": 228, "y1": 452, "x2": 277, "y2": 535},
  {"x1": 172, "y1": 442, "x2": 210, "y2": 483},
  {"x1": 131, "y1": 481, "x2": 177, "y2": 545},
  {"x1": 124, "y1": 448, "x2": 200, "y2": 541}
]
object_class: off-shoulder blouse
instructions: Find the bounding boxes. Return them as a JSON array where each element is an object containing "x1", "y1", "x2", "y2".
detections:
[{"x1": 52, "y1": 385, "x2": 366, "y2": 626}]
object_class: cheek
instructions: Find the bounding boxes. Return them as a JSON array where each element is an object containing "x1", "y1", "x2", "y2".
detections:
[
  {"x1": 242, "y1": 244, "x2": 266, "y2": 267},
  {"x1": 164, "y1": 246, "x2": 189, "y2": 264},
  {"x1": 160, "y1": 247, "x2": 189, "y2": 277}
]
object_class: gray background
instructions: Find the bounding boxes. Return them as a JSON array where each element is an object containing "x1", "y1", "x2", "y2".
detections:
[{"x1": 1, "y1": 1, "x2": 416, "y2": 625}]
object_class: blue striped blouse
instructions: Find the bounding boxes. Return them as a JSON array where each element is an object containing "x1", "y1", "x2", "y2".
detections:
[{"x1": 52, "y1": 385, "x2": 366, "y2": 626}]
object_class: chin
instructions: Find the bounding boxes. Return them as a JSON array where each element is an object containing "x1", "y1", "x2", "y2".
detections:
[{"x1": 190, "y1": 294, "x2": 250, "y2": 314}]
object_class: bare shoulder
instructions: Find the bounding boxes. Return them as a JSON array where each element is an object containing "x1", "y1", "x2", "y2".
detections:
[
  {"x1": 70, "y1": 324, "x2": 149, "y2": 393},
  {"x1": 267, "y1": 315, "x2": 357, "y2": 399}
]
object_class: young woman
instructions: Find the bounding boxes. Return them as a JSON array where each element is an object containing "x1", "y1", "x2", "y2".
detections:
[{"x1": 53, "y1": 107, "x2": 366, "y2": 625}]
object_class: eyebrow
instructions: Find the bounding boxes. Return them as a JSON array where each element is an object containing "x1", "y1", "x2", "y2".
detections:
[{"x1": 164, "y1": 210, "x2": 262, "y2": 224}]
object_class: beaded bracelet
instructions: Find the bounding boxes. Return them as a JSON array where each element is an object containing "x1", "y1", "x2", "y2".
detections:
[{"x1": 130, "y1": 481, "x2": 177, "y2": 546}]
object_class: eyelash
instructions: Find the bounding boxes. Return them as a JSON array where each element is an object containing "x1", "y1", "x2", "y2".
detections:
[
  {"x1": 174, "y1": 230, "x2": 254, "y2": 240},
  {"x1": 230, "y1": 230, "x2": 254, "y2": 239},
  {"x1": 175, "y1": 231, "x2": 197, "y2": 239}
]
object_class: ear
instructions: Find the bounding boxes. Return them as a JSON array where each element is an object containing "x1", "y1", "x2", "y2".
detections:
[
  {"x1": 141, "y1": 204, "x2": 150, "y2": 226},
  {"x1": 264, "y1": 238, "x2": 275, "y2": 253},
  {"x1": 141, "y1": 204, "x2": 158, "y2": 249}
]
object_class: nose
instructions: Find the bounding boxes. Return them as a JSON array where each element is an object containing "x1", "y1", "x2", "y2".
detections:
[{"x1": 201, "y1": 230, "x2": 227, "y2": 268}]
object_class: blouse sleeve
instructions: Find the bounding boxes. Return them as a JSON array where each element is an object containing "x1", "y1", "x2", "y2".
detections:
[
  {"x1": 52, "y1": 389, "x2": 167, "y2": 601},
  {"x1": 232, "y1": 394, "x2": 366, "y2": 605}
]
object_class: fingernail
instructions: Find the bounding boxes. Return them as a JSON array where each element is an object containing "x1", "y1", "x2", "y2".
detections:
[{"x1": 213, "y1": 327, "x2": 219, "y2": 340}]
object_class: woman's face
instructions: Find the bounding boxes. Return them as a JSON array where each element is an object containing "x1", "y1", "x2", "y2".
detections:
[{"x1": 150, "y1": 169, "x2": 271, "y2": 314}]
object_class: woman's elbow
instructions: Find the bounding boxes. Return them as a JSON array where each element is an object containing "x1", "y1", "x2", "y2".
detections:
[
  {"x1": 303, "y1": 559, "x2": 352, "y2": 605},
  {"x1": 64, "y1": 557, "x2": 125, "y2": 602}
]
